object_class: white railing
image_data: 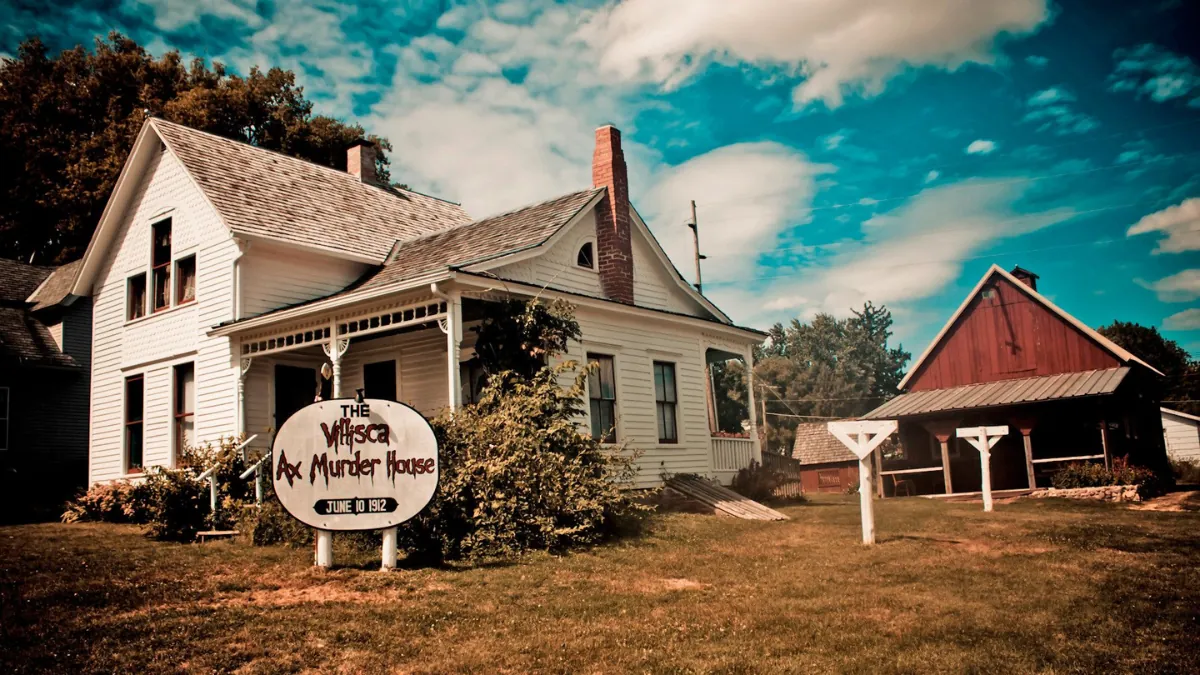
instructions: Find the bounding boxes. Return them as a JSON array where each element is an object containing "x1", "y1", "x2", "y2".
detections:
[
  {"x1": 711, "y1": 437, "x2": 754, "y2": 472},
  {"x1": 197, "y1": 435, "x2": 258, "y2": 513},
  {"x1": 239, "y1": 450, "x2": 271, "y2": 505}
]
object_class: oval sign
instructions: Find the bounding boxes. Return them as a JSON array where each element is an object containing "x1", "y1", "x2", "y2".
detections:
[{"x1": 271, "y1": 399, "x2": 438, "y2": 531}]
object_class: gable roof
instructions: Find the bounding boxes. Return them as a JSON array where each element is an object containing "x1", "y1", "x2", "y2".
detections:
[
  {"x1": 898, "y1": 265, "x2": 1162, "y2": 390},
  {"x1": 150, "y1": 119, "x2": 471, "y2": 261},
  {"x1": 1162, "y1": 407, "x2": 1200, "y2": 423},
  {"x1": 0, "y1": 258, "x2": 53, "y2": 304},
  {"x1": 791, "y1": 422, "x2": 858, "y2": 465},
  {"x1": 28, "y1": 259, "x2": 82, "y2": 311}
]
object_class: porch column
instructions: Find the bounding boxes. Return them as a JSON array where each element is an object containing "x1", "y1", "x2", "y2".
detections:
[
  {"x1": 743, "y1": 345, "x2": 762, "y2": 463},
  {"x1": 444, "y1": 289, "x2": 462, "y2": 412},
  {"x1": 1019, "y1": 426, "x2": 1035, "y2": 489},
  {"x1": 237, "y1": 357, "x2": 252, "y2": 437},
  {"x1": 322, "y1": 322, "x2": 350, "y2": 399}
]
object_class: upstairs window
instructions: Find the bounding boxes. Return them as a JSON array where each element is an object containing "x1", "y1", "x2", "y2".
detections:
[
  {"x1": 125, "y1": 375, "x2": 145, "y2": 472},
  {"x1": 653, "y1": 361, "x2": 678, "y2": 443},
  {"x1": 127, "y1": 273, "x2": 147, "y2": 321},
  {"x1": 587, "y1": 354, "x2": 617, "y2": 443},
  {"x1": 175, "y1": 254, "x2": 196, "y2": 305},
  {"x1": 576, "y1": 242, "x2": 595, "y2": 269},
  {"x1": 151, "y1": 218, "x2": 172, "y2": 312}
]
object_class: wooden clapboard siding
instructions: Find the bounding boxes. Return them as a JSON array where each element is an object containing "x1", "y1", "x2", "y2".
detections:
[
  {"x1": 908, "y1": 275, "x2": 1120, "y2": 391},
  {"x1": 240, "y1": 243, "x2": 368, "y2": 319},
  {"x1": 88, "y1": 147, "x2": 240, "y2": 483},
  {"x1": 1162, "y1": 410, "x2": 1200, "y2": 462}
]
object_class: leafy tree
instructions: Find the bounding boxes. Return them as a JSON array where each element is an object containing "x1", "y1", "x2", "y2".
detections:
[
  {"x1": 471, "y1": 299, "x2": 583, "y2": 382},
  {"x1": 1098, "y1": 321, "x2": 1199, "y2": 415},
  {"x1": 0, "y1": 33, "x2": 392, "y2": 263},
  {"x1": 720, "y1": 302, "x2": 910, "y2": 452}
]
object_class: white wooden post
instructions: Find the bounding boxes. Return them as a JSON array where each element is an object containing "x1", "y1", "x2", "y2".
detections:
[
  {"x1": 237, "y1": 357, "x2": 252, "y2": 437},
  {"x1": 441, "y1": 290, "x2": 463, "y2": 412},
  {"x1": 828, "y1": 420, "x2": 898, "y2": 545},
  {"x1": 381, "y1": 526, "x2": 398, "y2": 571},
  {"x1": 209, "y1": 474, "x2": 217, "y2": 512},
  {"x1": 315, "y1": 530, "x2": 333, "y2": 568},
  {"x1": 956, "y1": 426, "x2": 1009, "y2": 512},
  {"x1": 744, "y1": 346, "x2": 762, "y2": 464},
  {"x1": 255, "y1": 469, "x2": 264, "y2": 505}
]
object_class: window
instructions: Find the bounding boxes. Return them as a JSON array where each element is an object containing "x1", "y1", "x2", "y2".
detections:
[
  {"x1": 653, "y1": 361, "x2": 678, "y2": 443},
  {"x1": 174, "y1": 364, "x2": 194, "y2": 456},
  {"x1": 588, "y1": 354, "x2": 617, "y2": 442},
  {"x1": 363, "y1": 360, "x2": 397, "y2": 401},
  {"x1": 151, "y1": 218, "x2": 172, "y2": 312},
  {"x1": 576, "y1": 242, "x2": 595, "y2": 269},
  {"x1": 0, "y1": 387, "x2": 8, "y2": 451},
  {"x1": 460, "y1": 359, "x2": 487, "y2": 405},
  {"x1": 125, "y1": 375, "x2": 145, "y2": 472},
  {"x1": 175, "y1": 254, "x2": 196, "y2": 305},
  {"x1": 127, "y1": 273, "x2": 147, "y2": 321}
]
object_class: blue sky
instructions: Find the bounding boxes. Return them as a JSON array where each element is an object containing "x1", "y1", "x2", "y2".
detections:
[{"x1": 4, "y1": 0, "x2": 1199, "y2": 357}]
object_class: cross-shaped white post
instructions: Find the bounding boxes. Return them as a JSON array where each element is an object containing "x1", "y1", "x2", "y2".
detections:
[
  {"x1": 955, "y1": 426, "x2": 1009, "y2": 512},
  {"x1": 827, "y1": 420, "x2": 898, "y2": 545}
]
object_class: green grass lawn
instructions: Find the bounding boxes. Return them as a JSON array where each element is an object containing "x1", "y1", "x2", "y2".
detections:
[{"x1": 2, "y1": 494, "x2": 1198, "y2": 674}]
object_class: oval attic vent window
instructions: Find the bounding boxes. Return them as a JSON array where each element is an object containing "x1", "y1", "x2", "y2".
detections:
[{"x1": 577, "y1": 242, "x2": 595, "y2": 269}]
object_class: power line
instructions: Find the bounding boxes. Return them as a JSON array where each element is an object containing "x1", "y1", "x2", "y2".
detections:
[{"x1": 764, "y1": 411, "x2": 842, "y2": 420}]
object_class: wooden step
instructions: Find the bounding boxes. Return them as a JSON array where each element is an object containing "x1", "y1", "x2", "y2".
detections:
[
  {"x1": 196, "y1": 530, "x2": 239, "y2": 541},
  {"x1": 666, "y1": 476, "x2": 789, "y2": 521}
]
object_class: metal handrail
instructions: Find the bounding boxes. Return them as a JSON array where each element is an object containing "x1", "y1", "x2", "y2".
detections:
[{"x1": 197, "y1": 435, "x2": 259, "y2": 513}]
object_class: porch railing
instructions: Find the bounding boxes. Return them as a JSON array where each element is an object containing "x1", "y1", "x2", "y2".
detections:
[{"x1": 711, "y1": 436, "x2": 754, "y2": 472}]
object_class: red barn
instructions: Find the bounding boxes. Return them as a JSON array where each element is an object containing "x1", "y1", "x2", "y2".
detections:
[{"x1": 862, "y1": 265, "x2": 1169, "y2": 497}]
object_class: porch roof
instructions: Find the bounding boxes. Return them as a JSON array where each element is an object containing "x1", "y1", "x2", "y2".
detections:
[{"x1": 862, "y1": 367, "x2": 1130, "y2": 419}]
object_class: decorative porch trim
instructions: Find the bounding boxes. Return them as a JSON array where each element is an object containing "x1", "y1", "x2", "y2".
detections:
[{"x1": 237, "y1": 298, "x2": 448, "y2": 358}]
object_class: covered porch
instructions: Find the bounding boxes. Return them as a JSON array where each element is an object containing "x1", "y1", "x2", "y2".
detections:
[{"x1": 703, "y1": 344, "x2": 763, "y2": 484}]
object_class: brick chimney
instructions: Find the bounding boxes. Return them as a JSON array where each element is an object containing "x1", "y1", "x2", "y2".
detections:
[
  {"x1": 1010, "y1": 265, "x2": 1039, "y2": 291},
  {"x1": 347, "y1": 139, "x2": 378, "y2": 184},
  {"x1": 592, "y1": 125, "x2": 635, "y2": 304}
]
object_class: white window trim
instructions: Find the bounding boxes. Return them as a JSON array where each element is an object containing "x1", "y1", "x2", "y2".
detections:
[
  {"x1": 170, "y1": 361, "x2": 196, "y2": 469},
  {"x1": 652, "y1": 359, "x2": 680, "y2": 445},
  {"x1": 124, "y1": 272, "x2": 148, "y2": 324},
  {"x1": 0, "y1": 386, "x2": 9, "y2": 452},
  {"x1": 575, "y1": 236, "x2": 599, "y2": 272},
  {"x1": 173, "y1": 249, "x2": 198, "y2": 307}
]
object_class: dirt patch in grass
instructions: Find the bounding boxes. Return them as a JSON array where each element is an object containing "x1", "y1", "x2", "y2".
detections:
[{"x1": 1133, "y1": 489, "x2": 1200, "y2": 512}]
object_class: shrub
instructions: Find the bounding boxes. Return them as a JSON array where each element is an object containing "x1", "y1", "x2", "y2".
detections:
[
  {"x1": 139, "y1": 468, "x2": 209, "y2": 541},
  {"x1": 1172, "y1": 459, "x2": 1200, "y2": 485},
  {"x1": 237, "y1": 501, "x2": 312, "y2": 547},
  {"x1": 61, "y1": 480, "x2": 150, "y2": 524},
  {"x1": 398, "y1": 361, "x2": 649, "y2": 563},
  {"x1": 730, "y1": 461, "x2": 784, "y2": 502},
  {"x1": 1051, "y1": 455, "x2": 1166, "y2": 498}
]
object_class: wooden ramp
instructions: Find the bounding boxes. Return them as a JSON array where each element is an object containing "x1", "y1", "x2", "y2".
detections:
[{"x1": 666, "y1": 476, "x2": 789, "y2": 521}]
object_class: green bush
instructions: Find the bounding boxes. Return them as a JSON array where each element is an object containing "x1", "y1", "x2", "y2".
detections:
[
  {"x1": 1172, "y1": 459, "x2": 1200, "y2": 485},
  {"x1": 237, "y1": 501, "x2": 312, "y2": 547},
  {"x1": 397, "y1": 361, "x2": 649, "y2": 563},
  {"x1": 1051, "y1": 456, "x2": 1166, "y2": 497},
  {"x1": 731, "y1": 461, "x2": 784, "y2": 502}
]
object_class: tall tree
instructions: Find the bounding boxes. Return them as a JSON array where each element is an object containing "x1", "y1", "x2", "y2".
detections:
[
  {"x1": 0, "y1": 33, "x2": 392, "y2": 263},
  {"x1": 720, "y1": 302, "x2": 910, "y2": 452},
  {"x1": 1098, "y1": 321, "x2": 1199, "y2": 415}
]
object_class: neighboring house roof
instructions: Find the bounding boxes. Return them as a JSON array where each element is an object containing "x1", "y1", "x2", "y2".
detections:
[
  {"x1": 898, "y1": 265, "x2": 1161, "y2": 390},
  {"x1": 150, "y1": 119, "x2": 471, "y2": 261},
  {"x1": 28, "y1": 259, "x2": 82, "y2": 311},
  {"x1": 863, "y1": 367, "x2": 1129, "y2": 419},
  {"x1": 0, "y1": 306, "x2": 77, "y2": 368},
  {"x1": 1162, "y1": 407, "x2": 1200, "y2": 423},
  {"x1": 0, "y1": 258, "x2": 53, "y2": 303},
  {"x1": 791, "y1": 422, "x2": 857, "y2": 465}
]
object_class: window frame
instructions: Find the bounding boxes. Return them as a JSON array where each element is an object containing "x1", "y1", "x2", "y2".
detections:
[
  {"x1": 576, "y1": 240, "x2": 597, "y2": 270},
  {"x1": 126, "y1": 273, "x2": 147, "y2": 321},
  {"x1": 653, "y1": 360, "x2": 679, "y2": 444},
  {"x1": 174, "y1": 253, "x2": 196, "y2": 306},
  {"x1": 173, "y1": 363, "x2": 195, "y2": 465},
  {"x1": 0, "y1": 386, "x2": 9, "y2": 452},
  {"x1": 150, "y1": 218, "x2": 172, "y2": 313},
  {"x1": 587, "y1": 353, "x2": 618, "y2": 443},
  {"x1": 124, "y1": 374, "x2": 145, "y2": 474}
]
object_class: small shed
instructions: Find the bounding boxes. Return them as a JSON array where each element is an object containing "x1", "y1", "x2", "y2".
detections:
[
  {"x1": 1162, "y1": 407, "x2": 1200, "y2": 462},
  {"x1": 791, "y1": 422, "x2": 859, "y2": 493}
]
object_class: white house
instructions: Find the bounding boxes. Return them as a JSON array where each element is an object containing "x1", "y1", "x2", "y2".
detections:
[
  {"x1": 67, "y1": 118, "x2": 764, "y2": 489},
  {"x1": 1162, "y1": 407, "x2": 1200, "y2": 463}
]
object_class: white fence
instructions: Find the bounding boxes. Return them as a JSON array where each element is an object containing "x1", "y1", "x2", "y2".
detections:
[{"x1": 711, "y1": 437, "x2": 754, "y2": 473}]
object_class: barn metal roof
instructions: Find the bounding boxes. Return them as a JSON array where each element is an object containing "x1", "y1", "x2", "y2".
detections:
[{"x1": 863, "y1": 367, "x2": 1129, "y2": 419}]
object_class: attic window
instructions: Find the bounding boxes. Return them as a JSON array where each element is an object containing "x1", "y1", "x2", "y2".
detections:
[
  {"x1": 981, "y1": 286, "x2": 999, "y2": 301},
  {"x1": 576, "y1": 242, "x2": 595, "y2": 269}
]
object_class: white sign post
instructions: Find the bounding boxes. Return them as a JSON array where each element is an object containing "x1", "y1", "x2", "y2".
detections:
[
  {"x1": 827, "y1": 420, "x2": 898, "y2": 545},
  {"x1": 271, "y1": 398, "x2": 439, "y2": 570},
  {"x1": 956, "y1": 426, "x2": 1009, "y2": 513}
]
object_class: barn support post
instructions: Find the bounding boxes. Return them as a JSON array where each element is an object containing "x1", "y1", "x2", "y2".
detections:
[
  {"x1": 938, "y1": 437, "x2": 953, "y2": 494},
  {"x1": 873, "y1": 445, "x2": 884, "y2": 498},
  {"x1": 1020, "y1": 427, "x2": 1036, "y2": 489},
  {"x1": 1099, "y1": 420, "x2": 1111, "y2": 470},
  {"x1": 827, "y1": 420, "x2": 898, "y2": 545},
  {"x1": 381, "y1": 526, "x2": 398, "y2": 571},
  {"x1": 957, "y1": 426, "x2": 1009, "y2": 513}
]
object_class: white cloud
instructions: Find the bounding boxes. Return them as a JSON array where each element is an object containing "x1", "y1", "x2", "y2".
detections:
[
  {"x1": 1109, "y1": 43, "x2": 1200, "y2": 106},
  {"x1": 1022, "y1": 85, "x2": 1099, "y2": 136},
  {"x1": 1025, "y1": 55, "x2": 1049, "y2": 68},
  {"x1": 586, "y1": 0, "x2": 1049, "y2": 109},
  {"x1": 1141, "y1": 269, "x2": 1200, "y2": 302},
  {"x1": 1164, "y1": 308, "x2": 1200, "y2": 331},
  {"x1": 966, "y1": 139, "x2": 997, "y2": 155},
  {"x1": 642, "y1": 143, "x2": 831, "y2": 282},
  {"x1": 1027, "y1": 87, "x2": 1074, "y2": 105},
  {"x1": 924, "y1": 170, "x2": 940, "y2": 184},
  {"x1": 1127, "y1": 198, "x2": 1200, "y2": 254}
]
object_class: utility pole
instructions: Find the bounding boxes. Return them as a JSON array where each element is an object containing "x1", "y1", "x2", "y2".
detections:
[
  {"x1": 686, "y1": 200, "x2": 705, "y2": 293},
  {"x1": 760, "y1": 389, "x2": 769, "y2": 454}
]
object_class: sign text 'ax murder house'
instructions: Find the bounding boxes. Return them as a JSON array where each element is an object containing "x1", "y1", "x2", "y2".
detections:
[{"x1": 271, "y1": 399, "x2": 439, "y2": 531}]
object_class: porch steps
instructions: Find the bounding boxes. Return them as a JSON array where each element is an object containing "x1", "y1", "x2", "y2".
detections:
[
  {"x1": 666, "y1": 476, "x2": 789, "y2": 521},
  {"x1": 196, "y1": 530, "x2": 239, "y2": 542}
]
